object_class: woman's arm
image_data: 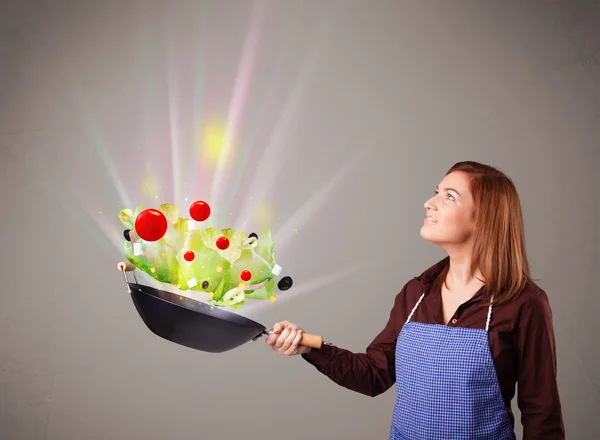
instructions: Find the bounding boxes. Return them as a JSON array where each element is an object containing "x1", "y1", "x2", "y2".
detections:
[
  {"x1": 516, "y1": 287, "x2": 565, "y2": 439},
  {"x1": 300, "y1": 284, "x2": 406, "y2": 397}
]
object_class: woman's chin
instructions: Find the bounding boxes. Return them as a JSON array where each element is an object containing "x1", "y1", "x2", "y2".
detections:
[
  {"x1": 420, "y1": 225, "x2": 430, "y2": 238},
  {"x1": 420, "y1": 227, "x2": 440, "y2": 244}
]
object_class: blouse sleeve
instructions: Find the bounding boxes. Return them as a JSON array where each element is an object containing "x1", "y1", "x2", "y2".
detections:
[
  {"x1": 516, "y1": 287, "x2": 565, "y2": 439},
  {"x1": 301, "y1": 283, "x2": 407, "y2": 397}
]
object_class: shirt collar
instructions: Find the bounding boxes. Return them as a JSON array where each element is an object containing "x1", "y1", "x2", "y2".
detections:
[{"x1": 416, "y1": 256, "x2": 486, "y2": 303}]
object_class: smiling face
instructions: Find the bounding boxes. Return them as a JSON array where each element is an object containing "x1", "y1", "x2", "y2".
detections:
[{"x1": 420, "y1": 171, "x2": 477, "y2": 250}]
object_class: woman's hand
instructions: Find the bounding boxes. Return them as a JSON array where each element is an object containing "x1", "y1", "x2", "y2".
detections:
[{"x1": 265, "y1": 320, "x2": 312, "y2": 356}]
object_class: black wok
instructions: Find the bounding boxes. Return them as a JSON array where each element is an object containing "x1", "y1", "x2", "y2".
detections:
[{"x1": 117, "y1": 261, "x2": 329, "y2": 353}]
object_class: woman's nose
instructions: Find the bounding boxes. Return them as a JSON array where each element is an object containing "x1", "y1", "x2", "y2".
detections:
[{"x1": 424, "y1": 196, "x2": 436, "y2": 210}]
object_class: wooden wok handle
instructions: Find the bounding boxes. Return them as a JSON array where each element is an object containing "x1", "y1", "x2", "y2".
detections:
[
  {"x1": 300, "y1": 333, "x2": 324, "y2": 349},
  {"x1": 117, "y1": 261, "x2": 136, "y2": 272}
]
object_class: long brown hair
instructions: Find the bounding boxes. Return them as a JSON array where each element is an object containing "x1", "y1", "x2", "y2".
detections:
[{"x1": 435, "y1": 161, "x2": 533, "y2": 305}]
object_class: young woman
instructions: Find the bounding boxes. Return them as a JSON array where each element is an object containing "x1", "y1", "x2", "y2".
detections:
[{"x1": 266, "y1": 161, "x2": 565, "y2": 440}]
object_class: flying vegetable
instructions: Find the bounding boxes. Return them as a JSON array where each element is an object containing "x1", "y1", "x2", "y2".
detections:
[{"x1": 117, "y1": 201, "x2": 293, "y2": 309}]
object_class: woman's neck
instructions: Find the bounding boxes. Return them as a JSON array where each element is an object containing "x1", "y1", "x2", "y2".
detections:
[{"x1": 445, "y1": 252, "x2": 484, "y2": 291}]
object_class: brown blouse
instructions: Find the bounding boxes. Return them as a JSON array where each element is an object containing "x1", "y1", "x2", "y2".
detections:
[{"x1": 302, "y1": 257, "x2": 565, "y2": 440}]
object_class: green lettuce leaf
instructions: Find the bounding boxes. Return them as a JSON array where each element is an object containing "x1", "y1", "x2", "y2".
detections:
[
  {"x1": 123, "y1": 238, "x2": 179, "y2": 284},
  {"x1": 160, "y1": 223, "x2": 182, "y2": 254},
  {"x1": 244, "y1": 277, "x2": 275, "y2": 300},
  {"x1": 221, "y1": 247, "x2": 272, "y2": 293},
  {"x1": 118, "y1": 208, "x2": 134, "y2": 229},
  {"x1": 133, "y1": 204, "x2": 145, "y2": 220},
  {"x1": 212, "y1": 276, "x2": 226, "y2": 301},
  {"x1": 256, "y1": 226, "x2": 276, "y2": 266},
  {"x1": 173, "y1": 217, "x2": 188, "y2": 235},
  {"x1": 159, "y1": 203, "x2": 179, "y2": 225},
  {"x1": 201, "y1": 227, "x2": 248, "y2": 263},
  {"x1": 176, "y1": 230, "x2": 231, "y2": 291}
]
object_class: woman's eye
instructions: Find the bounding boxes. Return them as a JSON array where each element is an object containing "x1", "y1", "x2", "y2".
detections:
[{"x1": 446, "y1": 193, "x2": 455, "y2": 201}]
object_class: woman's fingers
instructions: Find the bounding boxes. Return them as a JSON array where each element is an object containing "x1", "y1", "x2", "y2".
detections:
[
  {"x1": 265, "y1": 332, "x2": 278, "y2": 346},
  {"x1": 273, "y1": 327, "x2": 291, "y2": 351},
  {"x1": 283, "y1": 329, "x2": 303, "y2": 355},
  {"x1": 265, "y1": 321, "x2": 307, "y2": 356},
  {"x1": 279, "y1": 328, "x2": 297, "y2": 354},
  {"x1": 266, "y1": 321, "x2": 286, "y2": 346}
]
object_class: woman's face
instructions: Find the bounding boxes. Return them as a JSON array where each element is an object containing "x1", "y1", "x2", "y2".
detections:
[{"x1": 420, "y1": 171, "x2": 477, "y2": 248}]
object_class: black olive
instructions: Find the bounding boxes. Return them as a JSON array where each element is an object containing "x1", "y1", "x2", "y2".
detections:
[
  {"x1": 249, "y1": 232, "x2": 258, "y2": 240},
  {"x1": 202, "y1": 280, "x2": 209, "y2": 289},
  {"x1": 123, "y1": 229, "x2": 131, "y2": 241},
  {"x1": 277, "y1": 276, "x2": 293, "y2": 291}
]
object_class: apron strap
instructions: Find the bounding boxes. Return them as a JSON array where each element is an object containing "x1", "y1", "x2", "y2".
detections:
[
  {"x1": 405, "y1": 293, "x2": 425, "y2": 324},
  {"x1": 485, "y1": 295, "x2": 495, "y2": 332}
]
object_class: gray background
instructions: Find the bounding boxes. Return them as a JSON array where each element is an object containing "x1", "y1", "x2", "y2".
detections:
[{"x1": 1, "y1": 1, "x2": 599, "y2": 439}]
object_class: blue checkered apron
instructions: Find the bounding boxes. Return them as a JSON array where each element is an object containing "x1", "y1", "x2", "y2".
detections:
[{"x1": 389, "y1": 293, "x2": 516, "y2": 440}]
